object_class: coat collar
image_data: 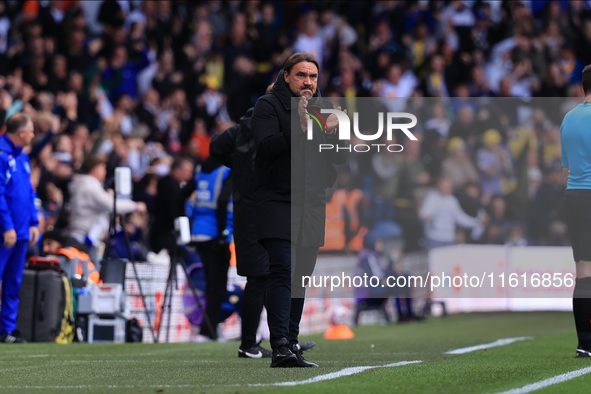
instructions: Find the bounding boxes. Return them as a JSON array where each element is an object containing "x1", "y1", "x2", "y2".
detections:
[
  {"x1": 240, "y1": 107, "x2": 253, "y2": 140},
  {"x1": 0, "y1": 133, "x2": 21, "y2": 155}
]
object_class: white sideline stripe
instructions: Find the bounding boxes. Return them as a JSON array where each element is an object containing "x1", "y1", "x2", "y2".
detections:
[
  {"x1": 269, "y1": 360, "x2": 422, "y2": 387},
  {"x1": 444, "y1": 337, "x2": 533, "y2": 355},
  {"x1": 493, "y1": 366, "x2": 591, "y2": 394},
  {"x1": 0, "y1": 360, "x2": 423, "y2": 389}
]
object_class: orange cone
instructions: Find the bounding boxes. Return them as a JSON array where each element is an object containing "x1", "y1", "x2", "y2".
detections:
[{"x1": 323, "y1": 324, "x2": 355, "y2": 340}]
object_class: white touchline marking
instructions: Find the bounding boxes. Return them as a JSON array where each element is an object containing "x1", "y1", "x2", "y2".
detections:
[
  {"x1": 0, "y1": 360, "x2": 423, "y2": 389},
  {"x1": 492, "y1": 366, "x2": 591, "y2": 394},
  {"x1": 444, "y1": 337, "x2": 533, "y2": 355},
  {"x1": 269, "y1": 360, "x2": 422, "y2": 387}
]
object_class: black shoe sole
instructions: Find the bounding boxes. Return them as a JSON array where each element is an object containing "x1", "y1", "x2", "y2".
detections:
[
  {"x1": 270, "y1": 354, "x2": 298, "y2": 368},
  {"x1": 294, "y1": 361, "x2": 319, "y2": 367}
]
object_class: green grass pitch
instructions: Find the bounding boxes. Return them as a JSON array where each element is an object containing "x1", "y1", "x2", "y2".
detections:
[{"x1": 1, "y1": 311, "x2": 591, "y2": 394}]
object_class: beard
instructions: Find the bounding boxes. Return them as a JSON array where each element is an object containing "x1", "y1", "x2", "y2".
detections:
[
  {"x1": 290, "y1": 84, "x2": 315, "y2": 97},
  {"x1": 298, "y1": 86, "x2": 316, "y2": 98}
]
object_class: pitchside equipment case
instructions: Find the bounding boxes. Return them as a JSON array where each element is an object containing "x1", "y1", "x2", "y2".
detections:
[
  {"x1": 17, "y1": 260, "x2": 74, "y2": 343},
  {"x1": 77, "y1": 284, "x2": 125, "y2": 314},
  {"x1": 87, "y1": 314, "x2": 126, "y2": 343}
]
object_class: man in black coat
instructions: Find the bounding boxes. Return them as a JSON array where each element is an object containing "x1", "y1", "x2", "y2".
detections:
[
  {"x1": 210, "y1": 107, "x2": 272, "y2": 357},
  {"x1": 150, "y1": 157, "x2": 195, "y2": 254},
  {"x1": 252, "y1": 53, "x2": 349, "y2": 368}
]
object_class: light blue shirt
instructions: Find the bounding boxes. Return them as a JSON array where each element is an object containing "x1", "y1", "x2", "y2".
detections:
[{"x1": 561, "y1": 103, "x2": 591, "y2": 189}]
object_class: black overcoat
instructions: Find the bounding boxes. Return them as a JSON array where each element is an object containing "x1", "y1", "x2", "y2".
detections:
[
  {"x1": 251, "y1": 69, "x2": 349, "y2": 247},
  {"x1": 209, "y1": 109, "x2": 269, "y2": 277}
]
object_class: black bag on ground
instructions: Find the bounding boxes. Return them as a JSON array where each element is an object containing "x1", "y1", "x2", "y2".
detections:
[
  {"x1": 18, "y1": 269, "x2": 68, "y2": 342},
  {"x1": 126, "y1": 318, "x2": 143, "y2": 343}
]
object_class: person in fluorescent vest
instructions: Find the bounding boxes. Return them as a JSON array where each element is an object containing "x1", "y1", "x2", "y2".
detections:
[
  {"x1": 186, "y1": 156, "x2": 233, "y2": 341},
  {"x1": 42, "y1": 229, "x2": 100, "y2": 286}
]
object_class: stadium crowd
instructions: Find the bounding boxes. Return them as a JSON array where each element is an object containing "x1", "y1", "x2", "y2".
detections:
[{"x1": 0, "y1": 0, "x2": 585, "y2": 262}]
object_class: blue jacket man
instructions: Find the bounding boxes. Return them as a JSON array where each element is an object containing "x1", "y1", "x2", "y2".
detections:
[
  {"x1": 186, "y1": 162, "x2": 233, "y2": 243},
  {"x1": 0, "y1": 113, "x2": 39, "y2": 343},
  {"x1": 185, "y1": 156, "x2": 232, "y2": 341}
]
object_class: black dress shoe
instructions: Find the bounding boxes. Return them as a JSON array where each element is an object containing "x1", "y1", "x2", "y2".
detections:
[
  {"x1": 270, "y1": 338, "x2": 298, "y2": 368},
  {"x1": 290, "y1": 343, "x2": 319, "y2": 367}
]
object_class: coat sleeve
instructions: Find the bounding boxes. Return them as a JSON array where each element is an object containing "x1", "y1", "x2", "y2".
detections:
[
  {"x1": 252, "y1": 98, "x2": 289, "y2": 163},
  {"x1": 209, "y1": 125, "x2": 238, "y2": 169},
  {"x1": 0, "y1": 157, "x2": 14, "y2": 232}
]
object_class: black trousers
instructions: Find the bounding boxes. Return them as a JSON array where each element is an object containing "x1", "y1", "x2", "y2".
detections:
[
  {"x1": 195, "y1": 240, "x2": 230, "y2": 339},
  {"x1": 564, "y1": 189, "x2": 591, "y2": 262},
  {"x1": 260, "y1": 238, "x2": 318, "y2": 346},
  {"x1": 240, "y1": 275, "x2": 269, "y2": 349}
]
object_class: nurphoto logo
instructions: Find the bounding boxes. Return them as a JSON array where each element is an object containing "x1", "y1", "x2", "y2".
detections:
[{"x1": 305, "y1": 108, "x2": 418, "y2": 153}]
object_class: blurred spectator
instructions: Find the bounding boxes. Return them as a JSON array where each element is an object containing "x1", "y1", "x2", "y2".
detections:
[
  {"x1": 541, "y1": 126, "x2": 562, "y2": 170},
  {"x1": 371, "y1": 140, "x2": 403, "y2": 201},
  {"x1": 67, "y1": 156, "x2": 146, "y2": 263},
  {"x1": 442, "y1": 137, "x2": 479, "y2": 190},
  {"x1": 555, "y1": 44, "x2": 584, "y2": 85},
  {"x1": 505, "y1": 224, "x2": 528, "y2": 246},
  {"x1": 133, "y1": 173, "x2": 160, "y2": 217},
  {"x1": 150, "y1": 156, "x2": 195, "y2": 254},
  {"x1": 468, "y1": 65, "x2": 492, "y2": 97},
  {"x1": 419, "y1": 176, "x2": 486, "y2": 250},
  {"x1": 102, "y1": 44, "x2": 151, "y2": 101},
  {"x1": 420, "y1": 54, "x2": 450, "y2": 98},
  {"x1": 539, "y1": 62, "x2": 569, "y2": 97},
  {"x1": 455, "y1": 181, "x2": 486, "y2": 243},
  {"x1": 527, "y1": 151, "x2": 543, "y2": 199},
  {"x1": 47, "y1": 55, "x2": 69, "y2": 95},
  {"x1": 506, "y1": 125, "x2": 538, "y2": 216},
  {"x1": 136, "y1": 89, "x2": 161, "y2": 142},
  {"x1": 354, "y1": 231, "x2": 390, "y2": 323},
  {"x1": 528, "y1": 164, "x2": 566, "y2": 245},
  {"x1": 293, "y1": 18, "x2": 324, "y2": 71},
  {"x1": 110, "y1": 211, "x2": 149, "y2": 262},
  {"x1": 152, "y1": 50, "x2": 182, "y2": 98},
  {"x1": 481, "y1": 195, "x2": 512, "y2": 245},
  {"x1": 379, "y1": 63, "x2": 418, "y2": 112},
  {"x1": 191, "y1": 118, "x2": 211, "y2": 162},
  {"x1": 448, "y1": 105, "x2": 477, "y2": 153},
  {"x1": 476, "y1": 128, "x2": 515, "y2": 203}
]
